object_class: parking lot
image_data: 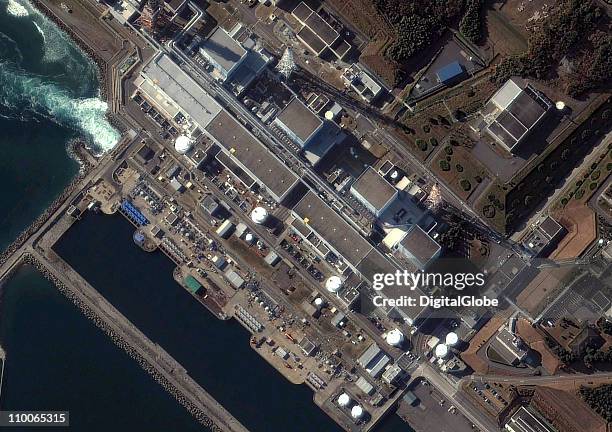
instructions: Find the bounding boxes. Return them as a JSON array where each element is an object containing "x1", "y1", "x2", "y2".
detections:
[{"x1": 399, "y1": 379, "x2": 477, "y2": 432}]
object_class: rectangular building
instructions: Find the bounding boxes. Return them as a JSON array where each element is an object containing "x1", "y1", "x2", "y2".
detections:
[
  {"x1": 505, "y1": 406, "x2": 556, "y2": 432},
  {"x1": 206, "y1": 111, "x2": 300, "y2": 202},
  {"x1": 273, "y1": 98, "x2": 324, "y2": 148},
  {"x1": 478, "y1": 78, "x2": 552, "y2": 153},
  {"x1": 291, "y1": 2, "x2": 349, "y2": 60},
  {"x1": 135, "y1": 54, "x2": 222, "y2": 133},
  {"x1": 199, "y1": 27, "x2": 247, "y2": 81},
  {"x1": 350, "y1": 167, "x2": 398, "y2": 217}
]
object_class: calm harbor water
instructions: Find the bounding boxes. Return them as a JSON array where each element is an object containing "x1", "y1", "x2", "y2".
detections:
[{"x1": 0, "y1": 266, "x2": 205, "y2": 431}]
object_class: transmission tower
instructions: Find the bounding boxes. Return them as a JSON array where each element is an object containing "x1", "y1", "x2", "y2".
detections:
[{"x1": 276, "y1": 48, "x2": 297, "y2": 80}]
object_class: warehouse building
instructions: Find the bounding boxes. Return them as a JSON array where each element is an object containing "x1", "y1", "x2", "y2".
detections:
[
  {"x1": 206, "y1": 110, "x2": 300, "y2": 203},
  {"x1": 134, "y1": 54, "x2": 222, "y2": 134},
  {"x1": 199, "y1": 27, "x2": 247, "y2": 81},
  {"x1": 505, "y1": 406, "x2": 556, "y2": 432},
  {"x1": 476, "y1": 78, "x2": 552, "y2": 153}
]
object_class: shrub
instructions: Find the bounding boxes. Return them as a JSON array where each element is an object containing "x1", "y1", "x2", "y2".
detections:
[
  {"x1": 607, "y1": 163, "x2": 612, "y2": 171},
  {"x1": 483, "y1": 205, "x2": 495, "y2": 218},
  {"x1": 475, "y1": 175, "x2": 482, "y2": 183},
  {"x1": 416, "y1": 139, "x2": 428, "y2": 151},
  {"x1": 561, "y1": 197, "x2": 568, "y2": 206},
  {"x1": 439, "y1": 160, "x2": 450, "y2": 171},
  {"x1": 429, "y1": 137, "x2": 438, "y2": 146},
  {"x1": 589, "y1": 182, "x2": 598, "y2": 190},
  {"x1": 459, "y1": 0, "x2": 484, "y2": 43},
  {"x1": 591, "y1": 169, "x2": 601, "y2": 181},
  {"x1": 460, "y1": 179, "x2": 471, "y2": 191},
  {"x1": 455, "y1": 164, "x2": 464, "y2": 172},
  {"x1": 575, "y1": 189, "x2": 585, "y2": 199},
  {"x1": 444, "y1": 146, "x2": 453, "y2": 155},
  {"x1": 423, "y1": 124, "x2": 431, "y2": 133}
]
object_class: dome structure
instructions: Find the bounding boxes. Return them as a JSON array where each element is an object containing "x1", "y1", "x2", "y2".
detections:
[
  {"x1": 337, "y1": 393, "x2": 351, "y2": 407},
  {"x1": 445, "y1": 332, "x2": 459, "y2": 346},
  {"x1": 386, "y1": 329, "x2": 404, "y2": 347},
  {"x1": 250, "y1": 207, "x2": 269, "y2": 224},
  {"x1": 314, "y1": 297, "x2": 324, "y2": 307},
  {"x1": 325, "y1": 276, "x2": 343, "y2": 293},
  {"x1": 174, "y1": 135, "x2": 192, "y2": 154},
  {"x1": 435, "y1": 343, "x2": 449, "y2": 358},
  {"x1": 351, "y1": 405, "x2": 364, "y2": 419}
]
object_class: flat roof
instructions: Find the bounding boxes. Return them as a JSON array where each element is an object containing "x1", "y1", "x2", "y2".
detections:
[
  {"x1": 200, "y1": 27, "x2": 246, "y2": 74},
  {"x1": 206, "y1": 111, "x2": 300, "y2": 201},
  {"x1": 484, "y1": 79, "x2": 550, "y2": 150},
  {"x1": 304, "y1": 10, "x2": 339, "y2": 45},
  {"x1": 296, "y1": 27, "x2": 327, "y2": 54},
  {"x1": 436, "y1": 61, "x2": 464, "y2": 83},
  {"x1": 506, "y1": 406, "x2": 556, "y2": 432},
  {"x1": 351, "y1": 167, "x2": 397, "y2": 212},
  {"x1": 400, "y1": 226, "x2": 441, "y2": 268},
  {"x1": 276, "y1": 98, "x2": 323, "y2": 144},
  {"x1": 141, "y1": 54, "x2": 222, "y2": 129},
  {"x1": 292, "y1": 191, "x2": 373, "y2": 267},
  {"x1": 292, "y1": 1, "x2": 313, "y2": 22},
  {"x1": 539, "y1": 216, "x2": 563, "y2": 240}
]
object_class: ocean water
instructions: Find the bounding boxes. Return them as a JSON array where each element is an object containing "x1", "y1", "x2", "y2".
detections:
[{"x1": 0, "y1": 0, "x2": 119, "y2": 249}]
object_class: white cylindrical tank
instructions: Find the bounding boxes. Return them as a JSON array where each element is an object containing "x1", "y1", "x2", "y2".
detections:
[
  {"x1": 351, "y1": 405, "x2": 364, "y2": 419},
  {"x1": 555, "y1": 101, "x2": 566, "y2": 110},
  {"x1": 244, "y1": 233, "x2": 254, "y2": 243},
  {"x1": 174, "y1": 135, "x2": 192, "y2": 154},
  {"x1": 325, "y1": 276, "x2": 342, "y2": 293},
  {"x1": 435, "y1": 343, "x2": 449, "y2": 358},
  {"x1": 445, "y1": 332, "x2": 459, "y2": 346},
  {"x1": 250, "y1": 207, "x2": 269, "y2": 224},
  {"x1": 314, "y1": 297, "x2": 324, "y2": 308},
  {"x1": 337, "y1": 393, "x2": 351, "y2": 407},
  {"x1": 386, "y1": 329, "x2": 404, "y2": 347}
]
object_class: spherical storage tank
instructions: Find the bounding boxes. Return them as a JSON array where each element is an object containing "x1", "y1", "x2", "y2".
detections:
[
  {"x1": 325, "y1": 276, "x2": 343, "y2": 293},
  {"x1": 435, "y1": 343, "x2": 449, "y2": 358},
  {"x1": 250, "y1": 207, "x2": 269, "y2": 224},
  {"x1": 337, "y1": 393, "x2": 351, "y2": 407},
  {"x1": 351, "y1": 405, "x2": 364, "y2": 419},
  {"x1": 445, "y1": 332, "x2": 459, "y2": 346},
  {"x1": 386, "y1": 329, "x2": 404, "y2": 347},
  {"x1": 174, "y1": 135, "x2": 192, "y2": 154}
]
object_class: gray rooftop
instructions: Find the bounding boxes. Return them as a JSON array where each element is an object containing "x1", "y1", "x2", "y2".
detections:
[
  {"x1": 350, "y1": 167, "x2": 398, "y2": 212},
  {"x1": 400, "y1": 226, "x2": 441, "y2": 268},
  {"x1": 206, "y1": 111, "x2": 300, "y2": 201},
  {"x1": 141, "y1": 54, "x2": 222, "y2": 128},
  {"x1": 200, "y1": 27, "x2": 246, "y2": 74},
  {"x1": 292, "y1": 191, "x2": 373, "y2": 267},
  {"x1": 276, "y1": 98, "x2": 323, "y2": 144}
]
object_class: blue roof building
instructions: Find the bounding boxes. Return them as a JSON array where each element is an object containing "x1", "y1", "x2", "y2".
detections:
[{"x1": 436, "y1": 61, "x2": 465, "y2": 84}]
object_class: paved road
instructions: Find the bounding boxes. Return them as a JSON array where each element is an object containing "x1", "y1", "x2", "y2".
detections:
[
  {"x1": 468, "y1": 371, "x2": 612, "y2": 385},
  {"x1": 413, "y1": 362, "x2": 502, "y2": 432}
]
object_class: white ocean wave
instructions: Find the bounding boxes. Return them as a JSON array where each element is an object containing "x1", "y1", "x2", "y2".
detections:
[
  {"x1": 5, "y1": 0, "x2": 29, "y2": 17},
  {"x1": 0, "y1": 63, "x2": 120, "y2": 151}
]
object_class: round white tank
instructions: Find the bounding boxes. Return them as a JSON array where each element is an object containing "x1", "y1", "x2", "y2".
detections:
[
  {"x1": 555, "y1": 101, "x2": 566, "y2": 110},
  {"x1": 174, "y1": 135, "x2": 192, "y2": 154},
  {"x1": 325, "y1": 110, "x2": 334, "y2": 120},
  {"x1": 244, "y1": 233, "x2": 254, "y2": 243},
  {"x1": 250, "y1": 207, "x2": 268, "y2": 224},
  {"x1": 325, "y1": 276, "x2": 343, "y2": 293},
  {"x1": 386, "y1": 329, "x2": 404, "y2": 347},
  {"x1": 435, "y1": 343, "x2": 449, "y2": 358},
  {"x1": 314, "y1": 297, "x2": 324, "y2": 307},
  {"x1": 337, "y1": 393, "x2": 351, "y2": 407},
  {"x1": 351, "y1": 405, "x2": 364, "y2": 419},
  {"x1": 445, "y1": 332, "x2": 459, "y2": 346}
]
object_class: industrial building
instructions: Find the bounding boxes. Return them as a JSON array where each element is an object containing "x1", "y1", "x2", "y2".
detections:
[
  {"x1": 435, "y1": 61, "x2": 466, "y2": 85},
  {"x1": 206, "y1": 110, "x2": 301, "y2": 203},
  {"x1": 350, "y1": 167, "x2": 398, "y2": 217},
  {"x1": 491, "y1": 328, "x2": 528, "y2": 366},
  {"x1": 273, "y1": 98, "x2": 324, "y2": 148},
  {"x1": 475, "y1": 78, "x2": 552, "y2": 153},
  {"x1": 291, "y1": 2, "x2": 351, "y2": 60},
  {"x1": 383, "y1": 225, "x2": 442, "y2": 270},
  {"x1": 199, "y1": 27, "x2": 247, "y2": 81},
  {"x1": 342, "y1": 64, "x2": 385, "y2": 102},
  {"x1": 291, "y1": 191, "x2": 430, "y2": 324},
  {"x1": 134, "y1": 53, "x2": 222, "y2": 135},
  {"x1": 522, "y1": 216, "x2": 565, "y2": 257},
  {"x1": 505, "y1": 406, "x2": 556, "y2": 432}
]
